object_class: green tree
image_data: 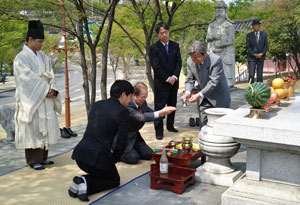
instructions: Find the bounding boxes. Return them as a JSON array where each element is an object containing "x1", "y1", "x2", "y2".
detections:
[
  {"x1": 113, "y1": 0, "x2": 185, "y2": 90},
  {"x1": 171, "y1": 0, "x2": 215, "y2": 75},
  {"x1": 0, "y1": 17, "x2": 27, "y2": 74},
  {"x1": 264, "y1": 0, "x2": 300, "y2": 78}
]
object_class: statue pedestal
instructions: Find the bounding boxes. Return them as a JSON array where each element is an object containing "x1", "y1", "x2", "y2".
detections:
[{"x1": 213, "y1": 96, "x2": 300, "y2": 204}]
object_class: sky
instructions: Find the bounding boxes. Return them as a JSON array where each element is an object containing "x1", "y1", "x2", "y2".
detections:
[{"x1": 223, "y1": 0, "x2": 234, "y2": 5}]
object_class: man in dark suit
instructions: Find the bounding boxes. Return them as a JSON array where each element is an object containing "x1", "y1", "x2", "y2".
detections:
[
  {"x1": 122, "y1": 82, "x2": 176, "y2": 164},
  {"x1": 149, "y1": 22, "x2": 182, "y2": 140},
  {"x1": 246, "y1": 19, "x2": 268, "y2": 84},
  {"x1": 68, "y1": 80, "x2": 134, "y2": 202},
  {"x1": 182, "y1": 41, "x2": 231, "y2": 129}
]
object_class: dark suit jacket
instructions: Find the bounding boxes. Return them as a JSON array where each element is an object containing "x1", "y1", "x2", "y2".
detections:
[
  {"x1": 124, "y1": 99, "x2": 155, "y2": 153},
  {"x1": 72, "y1": 97, "x2": 128, "y2": 170},
  {"x1": 246, "y1": 31, "x2": 268, "y2": 61},
  {"x1": 149, "y1": 40, "x2": 182, "y2": 92},
  {"x1": 185, "y1": 52, "x2": 231, "y2": 108}
]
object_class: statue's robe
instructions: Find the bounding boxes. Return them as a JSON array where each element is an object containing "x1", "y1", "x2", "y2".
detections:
[{"x1": 206, "y1": 20, "x2": 235, "y2": 87}]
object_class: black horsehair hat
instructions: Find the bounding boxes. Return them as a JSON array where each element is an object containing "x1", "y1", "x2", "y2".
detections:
[
  {"x1": 252, "y1": 19, "x2": 261, "y2": 25},
  {"x1": 26, "y1": 20, "x2": 44, "y2": 39}
]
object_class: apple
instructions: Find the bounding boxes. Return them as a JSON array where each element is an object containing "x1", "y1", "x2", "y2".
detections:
[{"x1": 267, "y1": 92, "x2": 279, "y2": 104}]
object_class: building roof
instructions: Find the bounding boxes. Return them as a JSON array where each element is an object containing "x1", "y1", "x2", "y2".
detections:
[{"x1": 234, "y1": 18, "x2": 257, "y2": 33}]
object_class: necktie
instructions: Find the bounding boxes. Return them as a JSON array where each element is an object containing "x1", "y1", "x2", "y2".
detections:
[
  {"x1": 138, "y1": 106, "x2": 143, "y2": 113},
  {"x1": 255, "y1": 32, "x2": 259, "y2": 44},
  {"x1": 164, "y1": 43, "x2": 168, "y2": 54}
]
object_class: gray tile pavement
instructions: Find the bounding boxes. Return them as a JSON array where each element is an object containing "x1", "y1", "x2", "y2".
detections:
[{"x1": 0, "y1": 76, "x2": 247, "y2": 204}]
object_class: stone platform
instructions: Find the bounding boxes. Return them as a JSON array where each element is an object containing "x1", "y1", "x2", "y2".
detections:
[{"x1": 213, "y1": 95, "x2": 300, "y2": 205}]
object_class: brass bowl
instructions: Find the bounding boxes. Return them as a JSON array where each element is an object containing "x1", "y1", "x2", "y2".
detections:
[
  {"x1": 182, "y1": 143, "x2": 192, "y2": 150},
  {"x1": 168, "y1": 140, "x2": 176, "y2": 147}
]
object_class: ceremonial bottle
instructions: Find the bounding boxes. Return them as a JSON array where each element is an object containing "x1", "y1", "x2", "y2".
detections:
[{"x1": 160, "y1": 147, "x2": 168, "y2": 174}]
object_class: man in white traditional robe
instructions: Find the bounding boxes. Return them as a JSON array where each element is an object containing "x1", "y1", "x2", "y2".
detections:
[{"x1": 13, "y1": 20, "x2": 61, "y2": 170}]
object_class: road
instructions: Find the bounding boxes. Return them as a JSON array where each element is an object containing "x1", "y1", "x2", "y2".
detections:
[{"x1": 0, "y1": 63, "x2": 146, "y2": 107}]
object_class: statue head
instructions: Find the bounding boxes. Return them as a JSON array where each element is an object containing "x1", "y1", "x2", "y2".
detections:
[{"x1": 214, "y1": 1, "x2": 229, "y2": 23}]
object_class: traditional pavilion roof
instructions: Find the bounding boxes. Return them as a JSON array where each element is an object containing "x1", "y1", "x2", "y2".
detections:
[{"x1": 234, "y1": 18, "x2": 257, "y2": 33}]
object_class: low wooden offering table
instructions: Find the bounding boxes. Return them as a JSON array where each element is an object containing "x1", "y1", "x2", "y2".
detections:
[
  {"x1": 150, "y1": 147, "x2": 206, "y2": 194},
  {"x1": 149, "y1": 164, "x2": 196, "y2": 194}
]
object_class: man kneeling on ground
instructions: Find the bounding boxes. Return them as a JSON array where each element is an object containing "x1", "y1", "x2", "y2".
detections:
[
  {"x1": 69, "y1": 80, "x2": 133, "y2": 202},
  {"x1": 121, "y1": 82, "x2": 176, "y2": 164}
]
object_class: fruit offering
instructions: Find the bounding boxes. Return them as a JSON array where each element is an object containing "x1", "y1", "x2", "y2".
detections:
[
  {"x1": 272, "y1": 78, "x2": 284, "y2": 89},
  {"x1": 267, "y1": 92, "x2": 278, "y2": 104},
  {"x1": 175, "y1": 143, "x2": 200, "y2": 152},
  {"x1": 245, "y1": 82, "x2": 271, "y2": 108},
  {"x1": 288, "y1": 75, "x2": 297, "y2": 80},
  {"x1": 270, "y1": 78, "x2": 288, "y2": 99}
]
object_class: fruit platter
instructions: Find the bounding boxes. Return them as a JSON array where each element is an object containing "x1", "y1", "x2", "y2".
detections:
[{"x1": 244, "y1": 76, "x2": 297, "y2": 119}]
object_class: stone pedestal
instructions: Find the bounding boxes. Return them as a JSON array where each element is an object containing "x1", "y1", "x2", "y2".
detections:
[
  {"x1": 222, "y1": 174, "x2": 300, "y2": 205},
  {"x1": 213, "y1": 95, "x2": 300, "y2": 205},
  {"x1": 196, "y1": 108, "x2": 243, "y2": 187}
]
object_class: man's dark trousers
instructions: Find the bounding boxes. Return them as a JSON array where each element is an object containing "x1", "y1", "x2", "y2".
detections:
[
  {"x1": 248, "y1": 59, "x2": 264, "y2": 83},
  {"x1": 76, "y1": 160, "x2": 120, "y2": 196},
  {"x1": 154, "y1": 79, "x2": 178, "y2": 136}
]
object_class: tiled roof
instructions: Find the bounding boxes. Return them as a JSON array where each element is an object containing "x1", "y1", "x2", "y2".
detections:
[{"x1": 234, "y1": 18, "x2": 257, "y2": 33}]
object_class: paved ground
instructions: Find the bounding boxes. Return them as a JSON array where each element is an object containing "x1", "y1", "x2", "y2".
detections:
[{"x1": 0, "y1": 75, "x2": 247, "y2": 204}]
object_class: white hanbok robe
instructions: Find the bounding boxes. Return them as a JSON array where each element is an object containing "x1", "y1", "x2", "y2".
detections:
[{"x1": 13, "y1": 45, "x2": 62, "y2": 150}]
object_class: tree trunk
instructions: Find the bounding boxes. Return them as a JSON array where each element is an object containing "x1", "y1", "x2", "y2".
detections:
[
  {"x1": 90, "y1": 46, "x2": 97, "y2": 105},
  {"x1": 77, "y1": 19, "x2": 91, "y2": 116},
  {"x1": 145, "y1": 50, "x2": 154, "y2": 90},
  {"x1": 101, "y1": 0, "x2": 119, "y2": 100},
  {"x1": 122, "y1": 56, "x2": 129, "y2": 80}
]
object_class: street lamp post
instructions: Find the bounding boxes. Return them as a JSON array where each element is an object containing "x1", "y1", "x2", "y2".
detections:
[
  {"x1": 52, "y1": 0, "x2": 79, "y2": 138},
  {"x1": 53, "y1": 0, "x2": 72, "y2": 128},
  {"x1": 61, "y1": 0, "x2": 71, "y2": 128}
]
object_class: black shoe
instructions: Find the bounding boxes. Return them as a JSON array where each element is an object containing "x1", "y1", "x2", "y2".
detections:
[
  {"x1": 41, "y1": 160, "x2": 54, "y2": 165},
  {"x1": 195, "y1": 117, "x2": 200, "y2": 126},
  {"x1": 189, "y1": 118, "x2": 196, "y2": 127},
  {"x1": 167, "y1": 128, "x2": 178, "y2": 133},
  {"x1": 156, "y1": 135, "x2": 163, "y2": 140},
  {"x1": 60, "y1": 128, "x2": 71, "y2": 138},
  {"x1": 66, "y1": 127, "x2": 78, "y2": 137},
  {"x1": 30, "y1": 163, "x2": 45, "y2": 170}
]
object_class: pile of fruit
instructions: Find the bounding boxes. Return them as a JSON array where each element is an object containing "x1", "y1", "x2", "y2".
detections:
[
  {"x1": 270, "y1": 78, "x2": 288, "y2": 101},
  {"x1": 287, "y1": 75, "x2": 297, "y2": 80},
  {"x1": 245, "y1": 76, "x2": 297, "y2": 108}
]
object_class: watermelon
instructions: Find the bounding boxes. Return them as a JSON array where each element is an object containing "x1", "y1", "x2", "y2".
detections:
[{"x1": 245, "y1": 82, "x2": 271, "y2": 108}]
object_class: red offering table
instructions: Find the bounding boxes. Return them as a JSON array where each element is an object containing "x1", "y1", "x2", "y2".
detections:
[
  {"x1": 150, "y1": 164, "x2": 196, "y2": 194},
  {"x1": 152, "y1": 149, "x2": 206, "y2": 167}
]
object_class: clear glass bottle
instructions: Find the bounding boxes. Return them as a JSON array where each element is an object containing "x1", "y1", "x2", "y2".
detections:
[{"x1": 160, "y1": 147, "x2": 168, "y2": 174}]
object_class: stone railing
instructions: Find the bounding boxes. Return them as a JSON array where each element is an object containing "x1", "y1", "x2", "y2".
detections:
[{"x1": 235, "y1": 67, "x2": 248, "y2": 82}]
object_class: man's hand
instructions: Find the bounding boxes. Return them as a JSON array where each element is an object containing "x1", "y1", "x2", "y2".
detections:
[
  {"x1": 254, "y1": 53, "x2": 263, "y2": 58},
  {"x1": 189, "y1": 93, "x2": 201, "y2": 103},
  {"x1": 181, "y1": 92, "x2": 191, "y2": 100},
  {"x1": 258, "y1": 53, "x2": 264, "y2": 58},
  {"x1": 158, "y1": 106, "x2": 176, "y2": 117},
  {"x1": 167, "y1": 76, "x2": 176, "y2": 86},
  {"x1": 46, "y1": 89, "x2": 57, "y2": 98}
]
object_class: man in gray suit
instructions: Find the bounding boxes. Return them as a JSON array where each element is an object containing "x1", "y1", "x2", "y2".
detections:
[
  {"x1": 121, "y1": 82, "x2": 176, "y2": 164},
  {"x1": 182, "y1": 41, "x2": 231, "y2": 129}
]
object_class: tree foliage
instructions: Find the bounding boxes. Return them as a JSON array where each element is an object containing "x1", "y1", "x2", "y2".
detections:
[{"x1": 264, "y1": 0, "x2": 300, "y2": 77}]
